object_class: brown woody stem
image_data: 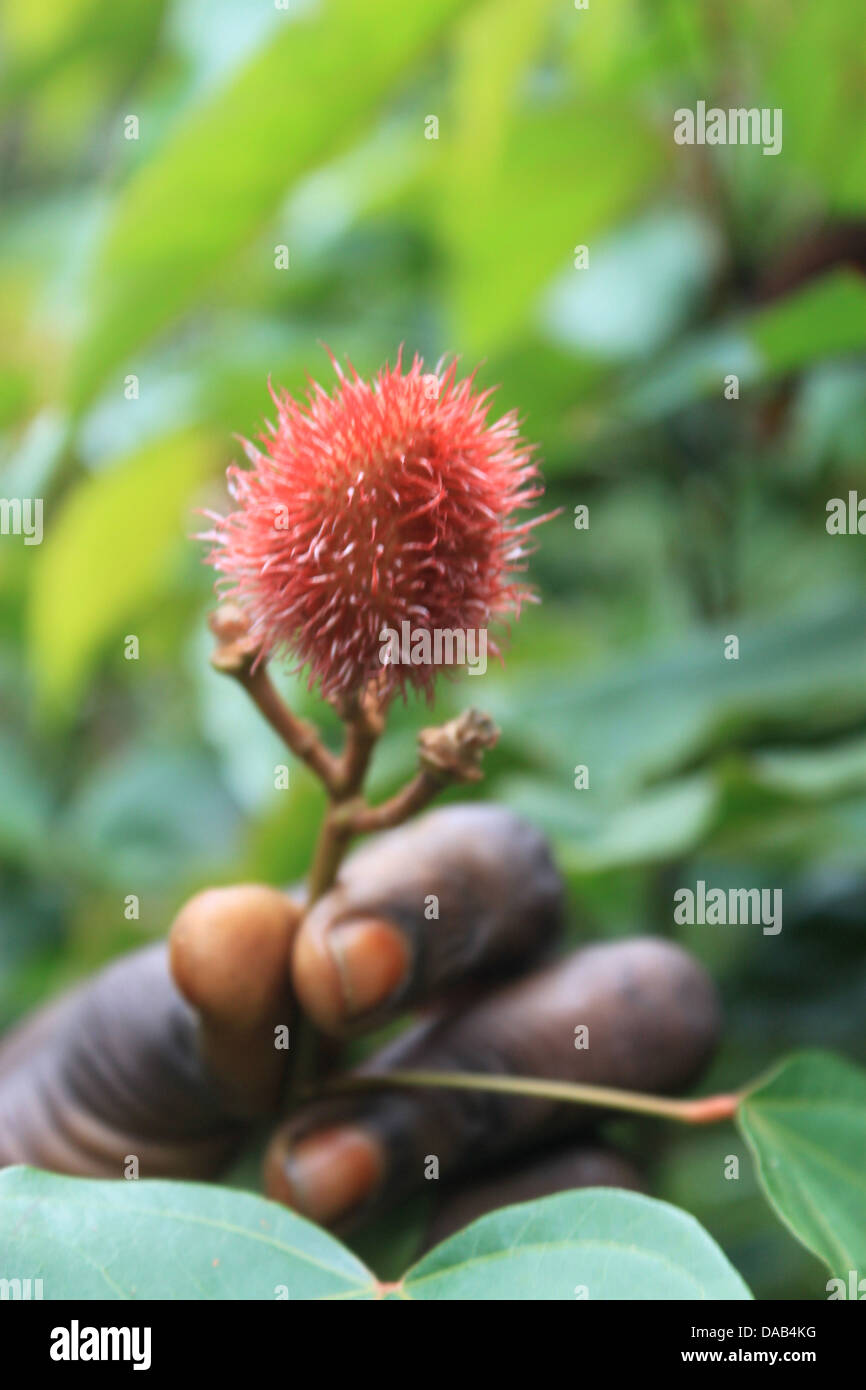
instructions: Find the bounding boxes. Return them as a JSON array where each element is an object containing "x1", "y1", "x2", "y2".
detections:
[
  {"x1": 308, "y1": 707, "x2": 500, "y2": 898},
  {"x1": 332, "y1": 686, "x2": 386, "y2": 798},
  {"x1": 342, "y1": 770, "x2": 446, "y2": 833},
  {"x1": 208, "y1": 604, "x2": 341, "y2": 793},
  {"x1": 307, "y1": 809, "x2": 356, "y2": 903},
  {"x1": 306, "y1": 687, "x2": 386, "y2": 902},
  {"x1": 239, "y1": 666, "x2": 342, "y2": 792}
]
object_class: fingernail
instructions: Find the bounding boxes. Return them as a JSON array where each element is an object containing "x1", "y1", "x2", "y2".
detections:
[
  {"x1": 273, "y1": 1125, "x2": 383, "y2": 1225},
  {"x1": 329, "y1": 917, "x2": 409, "y2": 1017}
]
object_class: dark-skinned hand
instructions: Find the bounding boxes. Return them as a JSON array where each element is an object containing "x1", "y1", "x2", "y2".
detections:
[{"x1": 0, "y1": 806, "x2": 721, "y2": 1240}]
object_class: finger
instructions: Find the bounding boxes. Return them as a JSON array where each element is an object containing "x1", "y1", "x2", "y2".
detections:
[
  {"x1": 291, "y1": 804, "x2": 564, "y2": 1034},
  {"x1": 263, "y1": 938, "x2": 720, "y2": 1228},
  {"x1": 169, "y1": 884, "x2": 302, "y2": 1116},
  {"x1": 0, "y1": 886, "x2": 301, "y2": 1180},
  {"x1": 424, "y1": 1143, "x2": 645, "y2": 1248},
  {"x1": 0, "y1": 945, "x2": 241, "y2": 1177}
]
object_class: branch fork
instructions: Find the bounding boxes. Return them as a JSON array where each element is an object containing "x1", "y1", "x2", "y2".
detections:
[{"x1": 209, "y1": 604, "x2": 499, "y2": 899}]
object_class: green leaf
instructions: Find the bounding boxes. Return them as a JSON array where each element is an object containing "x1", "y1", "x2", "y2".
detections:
[
  {"x1": 767, "y1": 6, "x2": 866, "y2": 210},
  {"x1": 0, "y1": 732, "x2": 51, "y2": 860},
  {"x1": 738, "y1": 1050, "x2": 866, "y2": 1280},
  {"x1": 750, "y1": 271, "x2": 866, "y2": 375},
  {"x1": 70, "y1": 0, "x2": 469, "y2": 411},
  {"x1": 626, "y1": 272, "x2": 866, "y2": 419},
  {"x1": 442, "y1": 101, "x2": 662, "y2": 355},
  {"x1": 438, "y1": 0, "x2": 661, "y2": 355},
  {"x1": 399, "y1": 1189, "x2": 752, "y2": 1300},
  {"x1": 62, "y1": 744, "x2": 242, "y2": 889},
  {"x1": 29, "y1": 429, "x2": 214, "y2": 714},
  {"x1": 0, "y1": 1171, "x2": 753, "y2": 1301},
  {"x1": 483, "y1": 597, "x2": 866, "y2": 801},
  {"x1": 499, "y1": 773, "x2": 718, "y2": 871},
  {"x1": 0, "y1": 1167, "x2": 375, "y2": 1300},
  {"x1": 750, "y1": 733, "x2": 866, "y2": 800}
]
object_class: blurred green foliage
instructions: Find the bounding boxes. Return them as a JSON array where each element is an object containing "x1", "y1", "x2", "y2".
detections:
[{"x1": 1, "y1": 0, "x2": 865, "y2": 1297}]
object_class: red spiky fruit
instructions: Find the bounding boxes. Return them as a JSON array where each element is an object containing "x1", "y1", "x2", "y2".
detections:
[{"x1": 202, "y1": 352, "x2": 549, "y2": 701}]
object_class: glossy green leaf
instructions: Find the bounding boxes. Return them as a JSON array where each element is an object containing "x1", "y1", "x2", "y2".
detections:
[
  {"x1": 29, "y1": 429, "x2": 214, "y2": 713},
  {"x1": 0, "y1": 1167, "x2": 375, "y2": 1300},
  {"x1": 70, "y1": 0, "x2": 469, "y2": 411},
  {"x1": 0, "y1": 1171, "x2": 752, "y2": 1301},
  {"x1": 399, "y1": 1189, "x2": 752, "y2": 1300},
  {"x1": 738, "y1": 1051, "x2": 866, "y2": 1280}
]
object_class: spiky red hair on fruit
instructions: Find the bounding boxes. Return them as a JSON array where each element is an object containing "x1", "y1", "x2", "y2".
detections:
[{"x1": 202, "y1": 351, "x2": 549, "y2": 701}]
